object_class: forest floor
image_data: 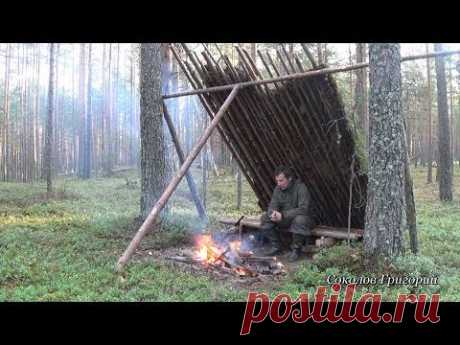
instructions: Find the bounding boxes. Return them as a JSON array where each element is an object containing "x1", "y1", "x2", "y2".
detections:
[{"x1": 1, "y1": 166, "x2": 460, "y2": 301}]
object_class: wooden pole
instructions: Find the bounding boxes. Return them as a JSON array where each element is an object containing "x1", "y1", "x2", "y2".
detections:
[
  {"x1": 116, "y1": 86, "x2": 240, "y2": 271},
  {"x1": 163, "y1": 49, "x2": 460, "y2": 100},
  {"x1": 163, "y1": 101, "x2": 209, "y2": 222}
]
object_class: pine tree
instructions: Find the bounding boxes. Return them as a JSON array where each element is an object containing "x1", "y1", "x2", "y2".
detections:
[
  {"x1": 364, "y1": 43, "x2": 407, "y2": 264},
  {"x1": 139, "y1": 44, "x2": 167, "y2": 220}
]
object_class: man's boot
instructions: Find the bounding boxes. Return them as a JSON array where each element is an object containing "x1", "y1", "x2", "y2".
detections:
[
  {"x1": 260, "y1": 223, "x2": 282, "y2": 256},
  {"x1": 287, "y1": 234, "x2": 305, "y2": 262}
]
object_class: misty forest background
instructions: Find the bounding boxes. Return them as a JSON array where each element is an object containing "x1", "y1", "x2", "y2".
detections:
[{"x1": 1, "y1": 43, "x2": 460, "y2": 301}]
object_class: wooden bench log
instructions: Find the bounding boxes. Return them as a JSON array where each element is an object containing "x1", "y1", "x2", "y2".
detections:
[{"x1": 219, "y1": 216, "x2": 363, "y2": 240}]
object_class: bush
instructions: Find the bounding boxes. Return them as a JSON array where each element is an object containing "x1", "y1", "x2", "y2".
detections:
[
  {"x1": 313, "y1": 242, "x2": 363, "y2": 273},
  {"x1": 392, "y1": 254, "x2": 439, "y2": 277}
]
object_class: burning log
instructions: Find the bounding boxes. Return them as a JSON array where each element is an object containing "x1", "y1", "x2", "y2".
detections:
[
  {"x1": 205, "y1": 242, "x2": 257, "y2": 277},
  {"x1": 190, "y1": 233, "x2": 287, "y2": 278}
]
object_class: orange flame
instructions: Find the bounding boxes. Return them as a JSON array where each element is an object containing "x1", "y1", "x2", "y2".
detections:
[
  {"x1": 194, "y1": 234, "x2": 224, "y2": 264},
  {"x1": 194, "y1": 236, "x2": 252, "y2": 278}
]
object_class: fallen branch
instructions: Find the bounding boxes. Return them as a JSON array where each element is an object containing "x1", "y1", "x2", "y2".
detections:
[
  {"x1": 243, "y1": 256, "x2": 278, "y2": 262},
  {"x1": 165, "y1": 255, "x2": 201, "y2": 264}
]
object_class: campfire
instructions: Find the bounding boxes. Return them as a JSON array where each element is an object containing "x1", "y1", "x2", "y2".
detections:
[
  {"x1": 193, "y1": 234, "x2": 285, "y2": 277},
  {"x1": 165, "y1": 233, "x2": 286, "y2": 278}
]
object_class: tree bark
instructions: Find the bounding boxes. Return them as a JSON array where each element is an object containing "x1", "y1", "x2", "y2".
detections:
[
  {"x1": 434, "y1": 43, "x2": 453, "y2": 201},
  {"x1": 139, "y1": 44, "x2": 168, "y2": 220},
  {"x1": 364, "y1": 43, "x2": 406, "y2": 265}
]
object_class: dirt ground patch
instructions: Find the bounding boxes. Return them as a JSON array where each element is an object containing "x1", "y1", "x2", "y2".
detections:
[{"x1": 133, "y1": 244, "x2": 314, "y2": 291}]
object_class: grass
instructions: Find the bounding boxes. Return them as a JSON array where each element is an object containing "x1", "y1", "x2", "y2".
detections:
[{"x1": 1, "y1": 166, "x2": 460, "y2": 301}]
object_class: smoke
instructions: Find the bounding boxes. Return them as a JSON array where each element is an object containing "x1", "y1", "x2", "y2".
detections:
[{"x1": 161, "y1": 55, "x2": 213, "y2": 234}]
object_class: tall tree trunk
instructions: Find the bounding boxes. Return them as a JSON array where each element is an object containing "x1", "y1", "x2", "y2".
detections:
[
  {"x1": 364, "y1": 43, "x2": 406, "y2": 265},
  {"x1": 105, "y1": 44, "x2": 113, "y2": 176},
  {"x1": 317, "y1": 43, "x2": 323, "y2": 65},
  {"x1": 402, "y1": 107, "x2": 418, "y2": 254},
  {"x1": 54, "y1": 44, "x2": 60, "y2": 177},
  {"x1": 0, "y1": 45, "x2": 8, "y2": 180},
  {"x1": 170, "y1": 45, "x2": 179, "y2": 169},
  {"x1": 139, "y1": 44, "x2": 167, "y2": 220},
  {"x1": 2, "y1": 43, "x2": 11, "y2": 181},
  {"x1": 161, "y1": 44, "x2": 173, "y2": 183},
  {"x1": 129, "y1": 47, "x2": 135, "y2": 166},
  {"x1": 201, "y1": 105, "x2": 208, "y2": 209},
  {"x1": 71, "y1": 44, "x2": 78, "y2": 174},
  {"x1": 78, "y1": 44, "x2": 86, "y2": 177},
  {"x1": 323, "y1": 43, "x2": 328, "y2": 65},
  {"x1": 251, "y1": 43, "x2": 257, "y2": 63},
  {"x1": 114, "y1": 43, "x2": 120, "y2": 167},
  {"x1": 101, "y1": 44, "x2": 107, "y2": 174},
  {"x1": 457, "y1": 62, "x2": 460, "y2": 166},
  {"x1": 82, "y1": 44, "x2": 93, "y2": 179},
  {"x1": 45, "y1": 44, "x2": 55, "y2": 196},
  {"x1": 348, "y1": 44, "x2": 354, "y2": 120},
  {"x1": 58, "y1": 46, "x2": 66, "y2": 174},
  {"x1": 355, "y1": 43, "x2": 369, "y2": 149},
  {"x1": 426, "y1": 44, "x2": 433, "y2": 184},
  {"x1": 434, "y1": 43, "x2": 453, "y2": 201},
  {"x1": 20, "y1": 44, "x2": 26, "y2": 182},
  {"x1": 448, "y1": 59, "x2": 455, "y2": 172},
  {"x1": 34, "y1": 44, "x2": 41, "y2": 180}
]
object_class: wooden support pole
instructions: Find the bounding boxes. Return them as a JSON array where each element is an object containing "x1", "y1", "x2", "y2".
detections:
[
  {"x1": 116, "y1": 86, "x2": 240, "y2": 271},
  {"x1": 162, "y1": 49, "x2": 460, "y2": 100},
  {"x1": 163, "y1": 101, "x2": 208, "y2": 222}
]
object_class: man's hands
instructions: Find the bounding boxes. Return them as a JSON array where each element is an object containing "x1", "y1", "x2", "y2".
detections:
[{"x1": 270, "y1": 210, "x2": 282, "y2": 223}]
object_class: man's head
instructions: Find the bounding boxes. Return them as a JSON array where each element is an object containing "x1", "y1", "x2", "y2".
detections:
[{"x1": 274, "y1": 165, "x2": 294, "y2": 190}]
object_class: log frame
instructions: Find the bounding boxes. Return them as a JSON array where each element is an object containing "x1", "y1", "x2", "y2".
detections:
[
  {"x1": 116, "y1": 86, "x2": 240, "y2": 271},
  {"x1": 163, "y1": 48, "x2": 460, "y2": 100}
]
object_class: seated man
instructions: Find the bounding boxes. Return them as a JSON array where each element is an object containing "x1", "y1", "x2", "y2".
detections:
[{"x1": 261, "y1": 165, "x2": 314, "y2": 262}]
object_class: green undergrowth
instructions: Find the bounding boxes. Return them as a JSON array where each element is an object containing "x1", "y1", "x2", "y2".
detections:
[{"x1": 1, "y1": 166, "x2": 460, "y2": 301}]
